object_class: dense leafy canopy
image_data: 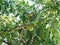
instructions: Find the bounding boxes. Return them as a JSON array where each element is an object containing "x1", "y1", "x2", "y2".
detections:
[{"x1": 0, "y1": 0, "x2": 60, "y2": 45}]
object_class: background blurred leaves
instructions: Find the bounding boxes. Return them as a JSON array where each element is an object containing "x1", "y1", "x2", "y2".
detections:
[{"x1": 0, "y1": 0, "x2": 60, "y2": 45}]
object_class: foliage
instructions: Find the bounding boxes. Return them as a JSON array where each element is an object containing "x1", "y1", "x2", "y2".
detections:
[{"x1": 0, "y1": 0, "x2": 60, "y2": 45}]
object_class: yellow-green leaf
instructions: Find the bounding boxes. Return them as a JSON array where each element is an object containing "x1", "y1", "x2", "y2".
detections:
[{"x1": 27, "y1": 25, "x2": 34, "y2": 31}]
